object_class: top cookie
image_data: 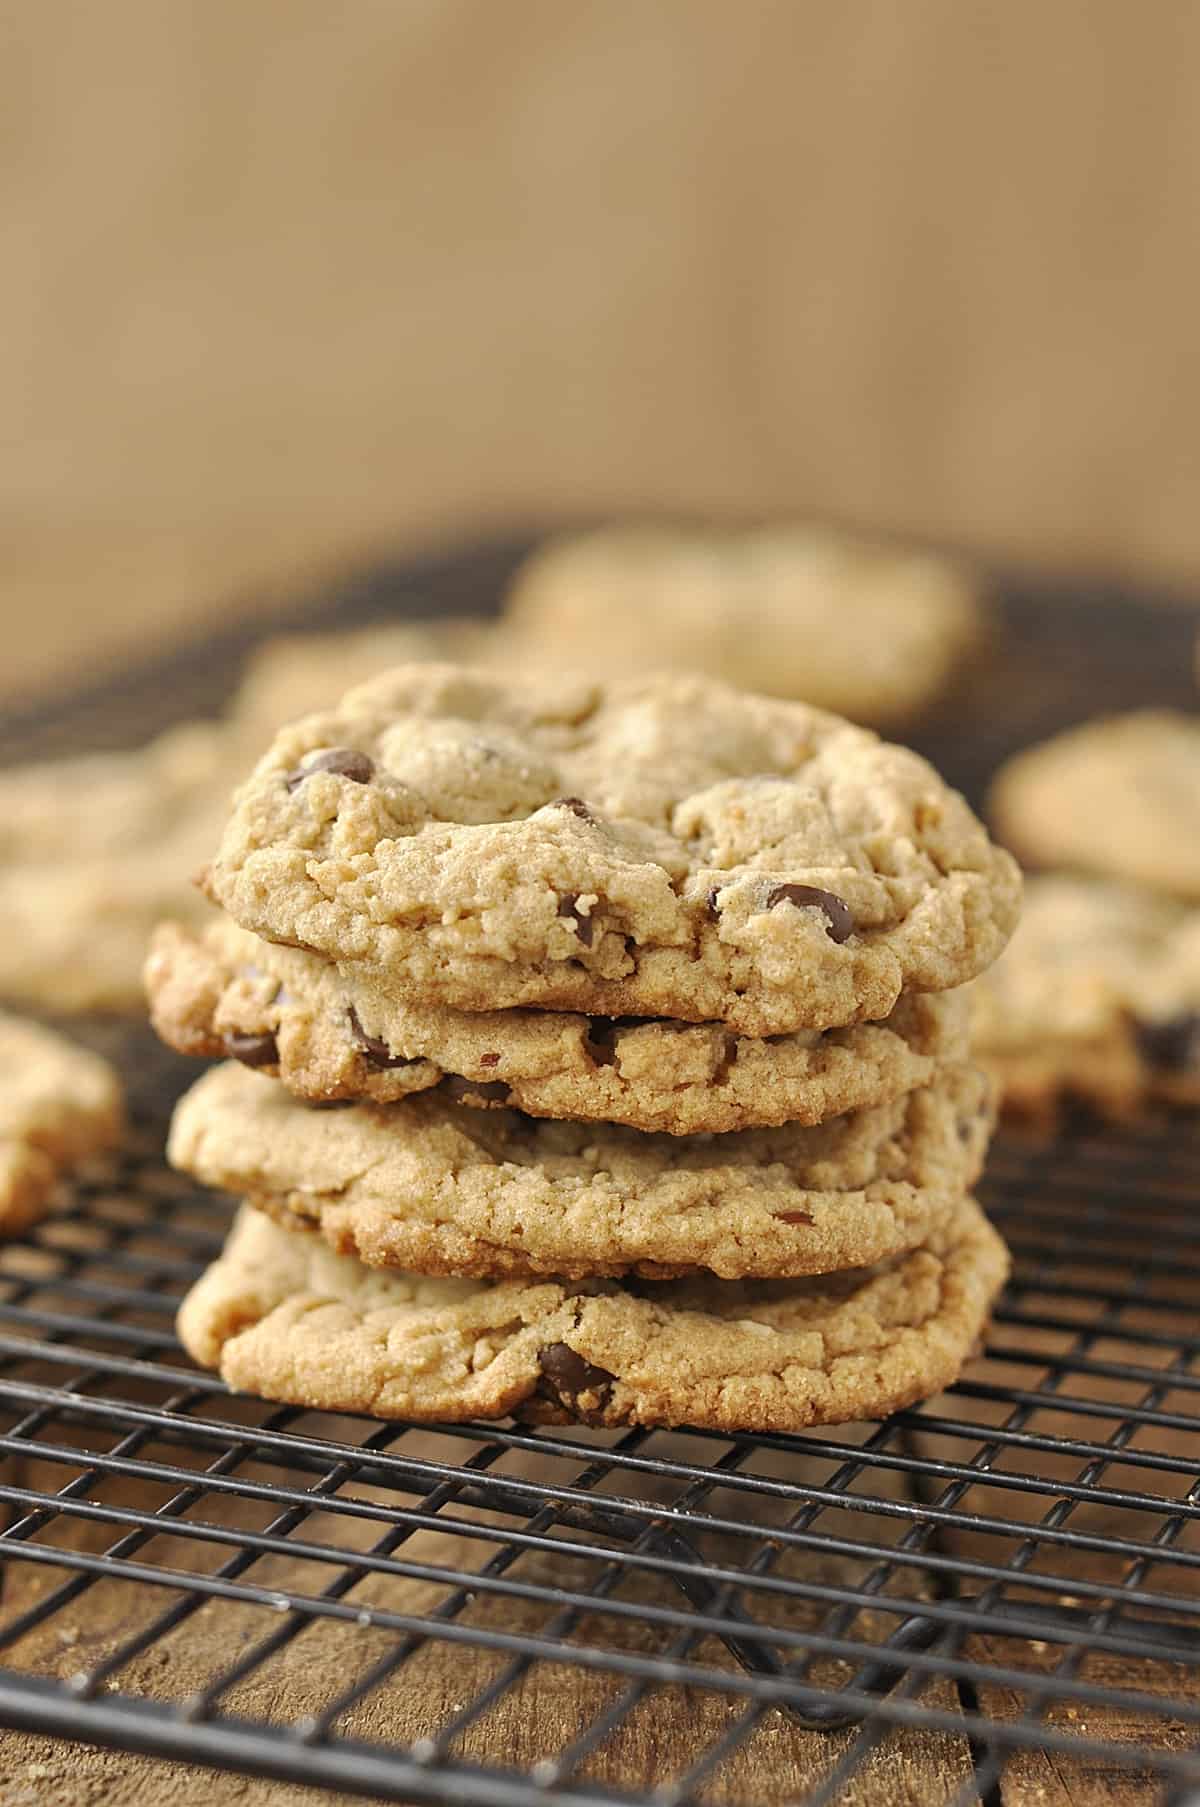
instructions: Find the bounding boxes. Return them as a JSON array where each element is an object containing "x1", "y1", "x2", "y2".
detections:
[
  {"x1": 504, "y1": 524, "x2": 985, "y2": 725},
  {"x1": 990, "y1": 710, "x2": 1200, "y2": 900},
  {"x1": 0, "y1": 1013, "x2": 124, "y2": 1231},
  {"x1": 205, "y1": 665, "x2": 1021, "y2": 1036}
]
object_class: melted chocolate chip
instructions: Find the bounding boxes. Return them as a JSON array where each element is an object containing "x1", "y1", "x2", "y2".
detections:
[
  {"x1": 286, "y1": 748, "x2": 375, "y2": 792},
  {"x1": 705, "y1": 887, "x2": 723, "y2": 920},
  {"x1": 554, "y1": 796, "x2": 597, "y2": 823},
  {"x1": 1136, "y1": 1011, "x2": 1200, "y2": 1072},
  {"x1": 442, "y1": 1074, "x2": 511, "y2": 1105},
  {"x1": 584, "y1": 1018, "x2": 620, "y2": 1067},
  {"x1": 764, "y1": 883, "x2": 854, "y2": 944},
  {"x1": 777, "y1": 1210, "x2": 815, "y2": 1225},
  {"x1": 536, "y1": 1342, "x2": 616, "y2": 1419},
  {"x1": 479, "y1": 1051, "x2": 501, "y2": 1068},
  {"x1": 557, "y1": 894, "x2": 595, "y2": 947},
  {"x1": 347, "y1": 1005, "x2": 414, "y2": 1070},
  {"x1": 224, "y1": 1031, "x2": 279, "y2": 1069}
]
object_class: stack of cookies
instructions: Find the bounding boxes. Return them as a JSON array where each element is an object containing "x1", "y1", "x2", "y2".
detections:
[{"x1": 148, "y1": 664, "x2": 1020, "y2": 1433}]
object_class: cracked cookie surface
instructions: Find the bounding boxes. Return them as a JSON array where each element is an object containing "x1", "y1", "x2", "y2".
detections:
[
  {"x1": 168, "y1": 1059, "x2": 994, "y2": 1281},
  {"x1": 205, "y1": 665, "x2": 1020, "y2": 1036},
  {"x1": 177, "y1": 1195, "x2": 1007, "y2": 1432},
  {"x1": 0, "y1": 1013, "x2": 124, "y2": 1232},
  {"x1": 505, "y1": 525, "x2": 985, "y2": 725},
  {"x1": 970, "y1": 874, "x2": 1200, "y2": 1119},
  {"x1": 990, "y1": 710, "x2": 1200, "y2": 900},
  {"x1": 147, "y1": 918, "x2": 970, "y2": 1135}
]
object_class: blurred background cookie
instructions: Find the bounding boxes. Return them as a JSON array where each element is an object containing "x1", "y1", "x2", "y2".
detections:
[
  {"x1": 970, "y1": 874, "x2": 1200, "y2": 1120},
  {"x1": 0, "y1": 1012, "x2": 123, "y2": 1232},
  {"x1": 501, "y1": 524, "x2": 986, "y2": 725},
  {"x1": 989, "y1": 710, "x2": 1200, "y2": 898}
]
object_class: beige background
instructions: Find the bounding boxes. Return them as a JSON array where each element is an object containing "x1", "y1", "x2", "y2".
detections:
[{"x1": 4, "y1": 0, "x2": 1200, "y2": 699}]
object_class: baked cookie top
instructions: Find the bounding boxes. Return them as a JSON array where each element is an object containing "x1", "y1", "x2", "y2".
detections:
[
  {"x1": 990, "y1": 710, "x2": 1200, "y2": 900},
  {"x1": 970, "y1": 874, "x2": 1200, "y2": 1118},
  {"x1": 177, "y1": 1196, "x2": 1008, "y2": 1432},
  {"x1": 0, "y1": 1012, "x2": 124, "y2": 1232},
  {"x1": 168, "y1": 1059, "x2": 994, "y2": 1282},
  {"x1": 205, "y1": 665, "x2": 1021, "y2": 1035},
  {"x1": 146, "y1": 918, "x2": 970, "y2": 1135},
  {"x1": 504, "y1": 524, "x2": 985, "y2": 725}
]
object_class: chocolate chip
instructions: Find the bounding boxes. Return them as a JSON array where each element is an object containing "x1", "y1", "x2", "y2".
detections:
[
  {"x1": 777, "y1": 1210, "x2": 815, "y2": 1225},
  {"x1": 1136, "y1": 1011, "x2": 1200, "y2": 1072},
  {"x1": 442, "y1": 1074, "x2": 511, "y2": 1105},
  {"x1": 584, "y1": 1019, "x2": 620, "y2": 1067},
  {"x1": 224, "y1": 1032, "x2": 279, "y2": 1069},
  {"x1": 479, "y1": 1051, "x2": 501, "y2": 1069},
  {"x1": 553, "y1": 796, "x2": 596, "y2": 823},
  {"x1": 286, "y1": 748, "x2": 375, "y2": 792},
  {"x1": 705, "y1": 887, "x2": 723, "y2": 920},
  {"x1": 347, "y1": 1006, "x2": 414, "y2": 1070},
  {"x1": 536, "y1": 1342, "x2": 616, "y2": 1419},
  {"x1": 764, "y1": 883, "x2": 854, "y2": 944},
  {"x1": 558, "y1": 894, "x2": 594, "y2": 947}
]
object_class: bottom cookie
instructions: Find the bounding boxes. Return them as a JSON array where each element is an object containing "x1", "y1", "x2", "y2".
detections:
[
  {"x1": 177, "y1": 1196, "x2": 1008, "y2": 1433},
  {"x1": 0, "y1": 1013, "x2": 124, "y2": 1233}
]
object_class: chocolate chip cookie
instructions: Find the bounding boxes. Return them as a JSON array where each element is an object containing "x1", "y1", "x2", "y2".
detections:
[
  {"x1": 146, "y1": 918, "x2": 970, "y2": 1135},
  {"x1": 0, "y1": 720, "x2": 245, "y2": 1012},
  {"x1": 990, "y1": 710, "x2": 1200, "y2": 899},
  {"x1": 970, "y1": 875, "x2": 1200, "y2": 1119},
  {"x1": 204, "y1": 666, "x2": 1020, "y2": 1036},
  {"x1": 0, "y1": 1013, "x2": 124, "y2": 1232},
  {"x1": 168, "y1": 1059, "x2": 994, "y2": 1281},
  {"x1": 504, "y1": 524, "x2": 985, "y2": 725},
  {"x1": 177, "y1": 1195, "x2": 1007, "y2": 1431}
]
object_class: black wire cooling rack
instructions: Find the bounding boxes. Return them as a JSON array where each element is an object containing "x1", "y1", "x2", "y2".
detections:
[{"x1": 1, "y1": 537, "x2": 1200, "y2": 1806}]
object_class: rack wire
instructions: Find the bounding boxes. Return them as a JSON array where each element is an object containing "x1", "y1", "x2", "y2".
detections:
[{"x1": 1, "y1": 539, "x2": 1198, "y2": 1804}]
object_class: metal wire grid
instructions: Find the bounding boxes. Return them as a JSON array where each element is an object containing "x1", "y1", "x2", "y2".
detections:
[{"x1": 0, "y1": 545, "x2": 1198, "y2": 1802}]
